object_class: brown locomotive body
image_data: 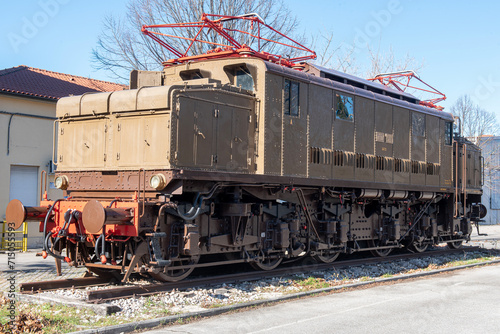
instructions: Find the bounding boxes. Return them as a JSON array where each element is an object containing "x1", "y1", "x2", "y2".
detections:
[{"x1": 6, "y1": 18, "x2": 485, "y2": 281}]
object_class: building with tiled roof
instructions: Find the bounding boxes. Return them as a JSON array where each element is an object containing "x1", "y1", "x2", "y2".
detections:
[
  {"x1": 0, "y1": 65, "x2": 126, "y2": 248},
  {"x1": 0, "y1": 65, "x2": 125, "y2": 100}
]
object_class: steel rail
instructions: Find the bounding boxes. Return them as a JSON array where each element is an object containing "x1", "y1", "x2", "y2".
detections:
[
  {"x1": 86, "y1": 246, "x2": 484, "y2": 303},
  {"x1": 19, "y1": 276, "x2": 111, "y2": 293}
]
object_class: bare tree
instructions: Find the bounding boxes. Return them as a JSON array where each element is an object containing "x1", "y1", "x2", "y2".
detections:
[
  {"x1": 310, "y1": 31, "x2": 360, "y2": 75},
  {"x1": 92, "y1": 0, "x2": 301, "y2": 81},
  {"x1": 312, "y1": 31, "x2": 423, "y2": 80},
  {"x1": 451, "y1": 94, "x2": 499, "y2": 142},
  {"x1": 365, "y1": 45, "x2": 424, "y2": 79}
]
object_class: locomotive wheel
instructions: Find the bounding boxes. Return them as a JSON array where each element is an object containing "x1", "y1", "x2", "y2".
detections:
[
  {"x1": 250, "y1": 253, "x2": 282, "y2": 271},
  {"x1": 447, "y1": 240, "x2": 463, "y2": 249},
  {"x1": 313, "y1": 250, "x2": 340, "y2": 263},
  {"x1": 149, "y1": 255, "x2": 200, "y2": 282},
  {"x1": 409, "y1": 241, "x2": 429, "y2": 253},
  {"x1": 369, "y1": 240, "x2": 393, "y2": 257}
]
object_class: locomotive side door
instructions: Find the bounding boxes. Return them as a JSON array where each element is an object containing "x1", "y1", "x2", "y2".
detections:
[
  {"x1": 177, "y1": 95, "x2": 214, "y2": 167},
  {"x1": 174, "y1": 91, "x2": 254, "y2": 171},
  {"x1": 215, "y1": 104, "x2": 232, "y2": 168},
  {"x1": 215, "y1": 103, "x2": 253, "y2": 171},
  {"x1": 58, "y1": 119, "x2": 107, "y2": 168},
  {"x1": 282, "y1": 79, "x2": 308, "y2": 177},
  {"x1": 440, "y1": 119, "x2": 453, "y2": 188},
  {"x1": 175, "y1": 96, "x2": 215, "y2": 168},
  {"x1": 194, "y1": 103, "x2": 216, "y2": 168},
  {"x1": 231, "y1": 107, "x2": 252, "y2": 170}
]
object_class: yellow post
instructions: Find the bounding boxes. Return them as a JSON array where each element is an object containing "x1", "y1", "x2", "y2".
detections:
[
  {"x1": 22, "y1": 222, "x2": 28, "y2": 252},
  {"x1": 1, "y1": 221, "x2": 5, "y2": 250},
  {"x1": 0, "y1": 221, "x2": 28, "y2": 252}
]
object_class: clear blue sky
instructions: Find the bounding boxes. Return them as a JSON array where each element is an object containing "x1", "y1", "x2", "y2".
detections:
[{"x1": 1, "y1": 0, "x2": 499, "y2": 120}]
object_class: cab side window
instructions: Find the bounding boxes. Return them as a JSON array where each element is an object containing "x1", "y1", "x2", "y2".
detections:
[
  {"x1": 284, "y1": 79, "x2": 299, "y2": 116},
  {"x1": 335, "y1": 93, "x2": 354, "y2": 121},
  {"x1": 445, "y1": 121, "x2": 453, "y2": 145},
  {"x1": 412, "y1": 113, "x2": 425, "y2": 137}
]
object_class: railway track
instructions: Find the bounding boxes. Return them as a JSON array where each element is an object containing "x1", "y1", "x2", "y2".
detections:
[{"x1": 19, "y1": 246, "x2": 488, "y2": 303}]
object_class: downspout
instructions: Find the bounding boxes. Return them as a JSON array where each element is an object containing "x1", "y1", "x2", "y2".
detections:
[{"x1": 1, "y1": 111, "x2": 57, "y2": 155}]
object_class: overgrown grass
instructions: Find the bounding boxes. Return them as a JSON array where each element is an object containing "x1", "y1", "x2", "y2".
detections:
[
  {"x1": 0, "y1": 299, "x2": 173, "y2": 333},
  {"x1": 294, "y1": 276, "x2": 330, "y2": 289}
]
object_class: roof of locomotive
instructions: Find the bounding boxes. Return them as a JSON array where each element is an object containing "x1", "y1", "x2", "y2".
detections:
[
  {"x1": 257, "y1": 59, "x2": 454, "y2": 121},
  {"x1": 305, "y1": 63, "x2": 418, "y2": 102}
]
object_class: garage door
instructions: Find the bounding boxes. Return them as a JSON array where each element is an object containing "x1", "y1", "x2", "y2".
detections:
[{"x1": 9, "y1": 165, "x2": 38, "y2": 206}]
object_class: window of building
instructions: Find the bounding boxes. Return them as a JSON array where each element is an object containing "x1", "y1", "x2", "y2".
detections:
[
  {"x1": 284, "y1": 79, "x2": 300, "y2": 116},
  {"x1": 445, "y1": 121, "x2": 453, "y2": 145},
  {"x1": 235, "y1": 68, "x2": 254, "y2": 91},
  {"x1": 412, "y1": 113, "x2": 425, "y2": 137},
  {"x1": 335, "y1": 93, "x2": 354, "y2": 121}
]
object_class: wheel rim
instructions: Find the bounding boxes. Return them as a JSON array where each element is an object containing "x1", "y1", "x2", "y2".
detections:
[
  {"x1": 370, "y1": 248, "x2": 392, "y2": 257},
  {"x1": 250, "y1": 254, "x2": 282, "y2": 271},
  {"x1": 410, "y1": 241, "x2": 429, "y2": 253},
  {"x1": 313, "y1": 251, "x2": 340, "y2": 263},
  {"x1": 447, "y1": 240, "x2": 463, "y2": 249},
  {"x1": 369, "y1": 240, "x2": 393, "y2": 257},
  {"x1": 149, "y1": 256, "x2": 200, "y2": 282}
]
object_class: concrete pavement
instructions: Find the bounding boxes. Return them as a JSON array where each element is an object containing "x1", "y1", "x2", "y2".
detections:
[
  {"x1": 140, "y1": 263, "x2": 500, "y2": 334},
  {"x1": 0, "y1": 249, "x2": 87, "y2": 290}
]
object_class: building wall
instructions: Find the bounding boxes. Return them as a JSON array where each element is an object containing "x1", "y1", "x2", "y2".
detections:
[
  {"x1": 0, "y1": 94, "x2": 63, "y2": 247},
  {"x1": 478, "y1": 136, "x2": 500, "y2": 225}
]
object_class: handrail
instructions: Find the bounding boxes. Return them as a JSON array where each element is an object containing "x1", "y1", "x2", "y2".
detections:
[
  {"x1": 40, "y1": 170, "x2": 48, "y2": 201},
  {"x1": 52, "y1": 120, "x2": 59, "y2": 166},
  {"x1": 454, "y1": 140, "x2": 459, "y2": 218},
  {"x1": 463, "y1": 144, "x2": 467, "y2": 216},
  {"x1": 138, "y1": 168, "x2": 146, "y2": 218}
]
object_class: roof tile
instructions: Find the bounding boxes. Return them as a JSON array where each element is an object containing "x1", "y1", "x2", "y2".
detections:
[{"x1": 0, "y1": 65, "x2": 126, "y2": 100}]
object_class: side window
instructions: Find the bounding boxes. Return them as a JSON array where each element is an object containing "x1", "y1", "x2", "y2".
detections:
[
  {"x1": 235, "y1": 68, "x2": 254, "y2": 91},
  {"x1": 335, "y1": 93, "x2": 354, "y2": 121},
  {"x1": 412, "y1": 113, "x2": 425, "y2": 137},
  {"x1": 284, "y1": 79, "x2": 300, "y2": 116},
  {"x1": 445, "y1": 121, "x2": 453, "y2": 145}
]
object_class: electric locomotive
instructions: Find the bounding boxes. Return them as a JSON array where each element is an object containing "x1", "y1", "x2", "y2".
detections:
[{"x1": 5, "y1": 14, "x2": 485, "y2": 281}]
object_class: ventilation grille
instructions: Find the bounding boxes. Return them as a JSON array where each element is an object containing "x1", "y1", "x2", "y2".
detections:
[
  {"x1": 394, "y1": 158, "x2": 410, "y2": 173},
  {"x1": 310, "y1": 148, "x2": 354, "y2": 166}
]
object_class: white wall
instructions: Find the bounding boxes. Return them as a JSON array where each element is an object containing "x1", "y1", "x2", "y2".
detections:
[{"x1": 0, "y1": 94, "x2": 63, "y2": 248}]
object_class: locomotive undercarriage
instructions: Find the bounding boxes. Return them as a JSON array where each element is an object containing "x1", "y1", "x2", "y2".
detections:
[{"x1": 39, "y1": 182, "x2": 478, "y2": 282}]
